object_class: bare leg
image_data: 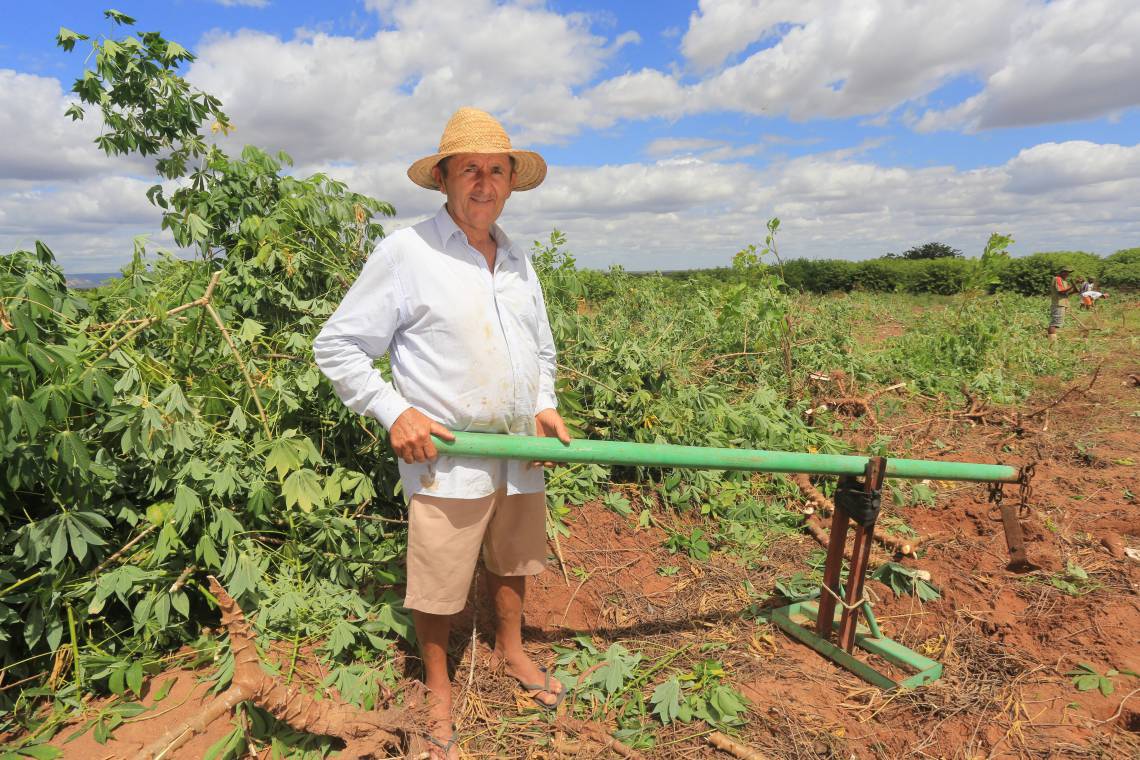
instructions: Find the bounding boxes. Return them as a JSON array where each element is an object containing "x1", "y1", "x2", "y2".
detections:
[
  {"x1": 486, "y1": 571, "x2": 563, "y2": 706},
  {"x1": 413, "y1": 610, "x2": 459, "y2": 759}
]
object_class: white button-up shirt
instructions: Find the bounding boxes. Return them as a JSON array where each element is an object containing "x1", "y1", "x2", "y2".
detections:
[{"x1": 313, "y1": 205, "x2": 558, "y2": 500}]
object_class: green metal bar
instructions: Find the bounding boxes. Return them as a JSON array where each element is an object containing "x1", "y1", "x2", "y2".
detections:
[
  {"x1": 433, "y1": 432, "x2": 1019, "y2": 483},
  {"x1": 772, "y1": 601, "x2": 943, "y2": 690}
]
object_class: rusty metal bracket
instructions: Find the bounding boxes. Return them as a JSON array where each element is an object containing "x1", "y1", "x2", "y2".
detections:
[
  {"x1": 988, "y1": 464, "x2": 1038, "y2": 572},
  {"x1": 815, "y1": 456, "x2": 886, "y2": 649}
]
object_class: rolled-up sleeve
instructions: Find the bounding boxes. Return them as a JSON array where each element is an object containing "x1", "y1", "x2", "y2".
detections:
[
  {"x1": 533, "y1": 274, "x2": 558, "y2": 414},
  {"x1": 313, "y1": 246, "x2": 412, "y2": 430}
]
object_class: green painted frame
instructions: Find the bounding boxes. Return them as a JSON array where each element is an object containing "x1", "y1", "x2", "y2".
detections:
[{"x1": 771, "y1": 600, "x2": 943, "y2": 690}]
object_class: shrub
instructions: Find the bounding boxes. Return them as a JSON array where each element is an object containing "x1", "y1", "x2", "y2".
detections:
[
  {"x1": 908, "y1": 257, "x2": 973, "y2": 295},
  {"x1": 995, "y1": 251, "x2": 1102, "y2": 296},
  {"x1": 1100, "y1": 247, "x2": 1140, "y2": 290}
]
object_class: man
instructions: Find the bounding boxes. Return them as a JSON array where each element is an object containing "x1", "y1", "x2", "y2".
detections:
[
  {"x1": 1048, "y1": 264, "x2": 1076, "y2": 341},
  {"x1": 313, "y1": 107, "x2": 570, "y2": 758}
]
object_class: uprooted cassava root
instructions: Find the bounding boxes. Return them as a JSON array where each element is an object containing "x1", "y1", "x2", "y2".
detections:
[
  {"x1": 808, "y1": 375, "x2": 906, "y2": 428},
  {"x1": 135, "y1": 576, "x2": 427, "y2": 760},
  {"x1": 794, "y1": 474, "x2": 922, "y2": 556},
  {"x1": 707, "y1": 730, "x2": 773, "y2": 760},
  {"x1": 557, "y1": 716, "x2": 647, "y2": 759}
]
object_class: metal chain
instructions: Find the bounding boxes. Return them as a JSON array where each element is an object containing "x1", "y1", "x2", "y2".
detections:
[
  {"x1": 1017, "y1": 462, "x2": 1036, "y2": 519},
  {"x1": 988, "y1": 462, "x2": 1035, "y2": 521},
  {"x1": 987, "y1": 481, "x2": 1004, "y2": 522}
]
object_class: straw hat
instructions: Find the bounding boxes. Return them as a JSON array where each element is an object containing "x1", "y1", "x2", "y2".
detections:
[{"x1": 407, "y1": 107, "x2": 547, "y2": 191}]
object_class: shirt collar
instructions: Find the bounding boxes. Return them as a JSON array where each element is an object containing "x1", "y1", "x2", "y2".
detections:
[{"x1": 433, "y1": 204, "x2": 518, "y2": 260}]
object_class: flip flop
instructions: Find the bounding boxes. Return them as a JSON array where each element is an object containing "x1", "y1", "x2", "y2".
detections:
[
  {"x1": 517, "y1": 665, "x2": 569, "y2": 711},
  {"x1": 425, "y1": 723, "x2": 459, "y2": 759}
]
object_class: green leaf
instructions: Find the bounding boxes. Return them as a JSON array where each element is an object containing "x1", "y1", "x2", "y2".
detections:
[
  {"x1": 196, "y1": 534, "x2": 222, "y2": 569},
  {"x1": 66, "y1": 518, "x2": 88, "y2": 563},
  {"x1": 173, "y1": 485, "x2": 202, "y2": 531},
  {"x1": 152, "y1": 678, "x2": 175, "y2": 703},
  {"x1": 708, "y1": 684, "x2": 748, "y2": 723},
  {"x1": 265, "y1": 438, "x2": 303, "y2": 478},
  {"x1": 650, "y1": 677, "x2": 683, "y2": 724},
  {"x1": 202, "y1": 725, "x2": 243, "y2": 760},
  {"x1": 126, "y1": 660, "x2": 144, "y2": 697},
  {"x1": 282, "y1": 468, "x2": 324, "y2": 512},
  {"x1": 56, "y1": 27, "x2": 89, "y2": 52},
  {"x1": 103, "y1": 10, "x2": 137, "y2": 26},
  {"x1": 325, "y1": 619, "x2": 357, "y2": 659},
  {"x1": 153, "y1": 592, "x2": 171, "y2": 628},
  {"x1": 109, "y1": 666, "x2": 126, "y2": 696},
  {"x1": 55, "y1": 431, "x2": 91, "y2": 472},
  {"x1": 236, "y1": 318, "x2": 264, "y2": 343},
  {"x1": 1074, "y1": 674, "x2": 1100, "y2": 692},
  {"x1": 16, "y1": 744, "x2": 63, "y2": 760},
  {"x1": 50, "y1": 522, "x2": 68, "y2": 567},
  {"x1": 171, "y1": 591, "x2": 190, "y2": 618},
  {"x1": 9, "y1": 397, "x2": 46, "y2": 437},
  {"x1": 186, "y1": 213, "x2": 210, "y2": 242}
]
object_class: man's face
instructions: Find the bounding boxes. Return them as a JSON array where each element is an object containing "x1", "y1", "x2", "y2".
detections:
[{"x1": 433, "y1": 153, "x2": 514, "y2": 235}]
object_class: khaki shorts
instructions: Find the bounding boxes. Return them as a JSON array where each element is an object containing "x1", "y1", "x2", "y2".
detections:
[
  {"x1": 1050, "y1": 304, "x2": 1065, "y2": 328},
  {"x1": 404, "y1": 489, "x2": 548, "y2": 615}
]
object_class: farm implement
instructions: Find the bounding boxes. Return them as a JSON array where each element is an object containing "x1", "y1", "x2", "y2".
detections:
[{"x1": 434, "y1": 432, "x2": 1035, "y2": 691}]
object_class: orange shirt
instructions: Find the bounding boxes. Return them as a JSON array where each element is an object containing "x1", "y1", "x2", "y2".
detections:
[{"x1": 1051, "y1": 275, "x2": 1070, "y2": 306}]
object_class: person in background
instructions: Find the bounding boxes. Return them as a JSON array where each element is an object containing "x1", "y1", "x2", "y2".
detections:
[
  {"x1": 313, "y1": 107, "x2": 570, "y2": 759},
  {"x1": 1048, "y1": 265, "x2": 1077, "y2": 342},
  {"x1": 1078, "y1": 277, "x2": 1109, "y2": 309}
]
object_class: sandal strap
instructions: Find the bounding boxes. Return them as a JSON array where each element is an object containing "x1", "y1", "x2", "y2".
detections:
[
  {"x1": 425, "y1": 724, "x2": 458, "y2": 752},
  {"x1": 518, "y1": 665, "x2": 553, "y2": 692}
]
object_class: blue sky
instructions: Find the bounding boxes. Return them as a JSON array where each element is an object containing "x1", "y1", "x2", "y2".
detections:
[{"x1": 2, "y1": 1, "x2": 1139, "y2": 272}]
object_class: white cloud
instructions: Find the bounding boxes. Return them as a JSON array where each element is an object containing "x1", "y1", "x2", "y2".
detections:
[
  {"x1": 682, "y1": 1, "x2": 1019, "y2": 121},
  {"x1": 0, "y1": 175, "x2": 165, "y2": 272},
  {"x1": 681, "y1": 0, "x2": 1140, "y2": 129},
  {"x1": 1004, "y1": 141, "x2": 1140, "y2": 194},
  {"x1": 915, "y1": 0, "x2": 1140, "y2": 131},
  {"x1": 643, "y1": 137, "x2": 761, "y2": 161},
  {"x1": 312, "y1": 139, "x2": 1140, "y2": 271},
  {"x1": 644, "y1": 137, "x2": 723, "y2": 157},
  {"x1": 0, "y1": 70, "x2": 134, "y2": 181},
  {"x1": 188, "y1": 0, "x2": 612, "y2": 162},
  {"x1": 681, "y1": 0, "x2": 806, "y2": 72}
]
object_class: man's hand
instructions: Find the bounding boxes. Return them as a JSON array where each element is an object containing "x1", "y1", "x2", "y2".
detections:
[
  {"x1": 532, "y1": 408, "x2": 571, "y2": 468},
  {"x1": 389, "y1": 408, "x2": 454, "y2": 464}
]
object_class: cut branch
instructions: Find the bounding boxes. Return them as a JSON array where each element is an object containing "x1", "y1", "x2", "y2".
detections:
[
  {"x1": 203, "y1": 301, "x2": 272, "y2": 439},
  {"x1": 92, "y1": 524, "x2": 158, "y2": 576},
  {"x1": 98, "y1": 271, "x2": 221, "y2": 359}
]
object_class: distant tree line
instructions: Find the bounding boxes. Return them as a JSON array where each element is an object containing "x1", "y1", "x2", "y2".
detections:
[{"x1": 665, "y1": 247, "x2": 1139, "y2": 295}]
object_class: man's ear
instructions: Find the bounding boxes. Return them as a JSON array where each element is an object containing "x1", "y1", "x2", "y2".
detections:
[{"x1": 431, "y1": 165, "x2": 444, "y2": 191}]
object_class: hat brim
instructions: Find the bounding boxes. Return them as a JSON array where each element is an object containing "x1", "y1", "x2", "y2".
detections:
[{"x1": 407, "y1": 149, "x2": 547, "y2": 191}]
